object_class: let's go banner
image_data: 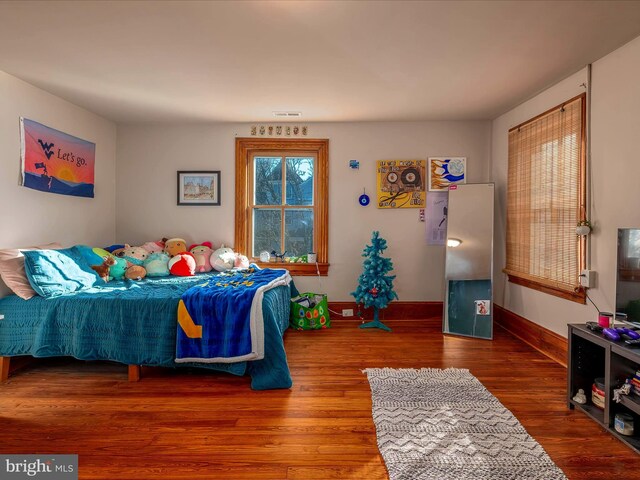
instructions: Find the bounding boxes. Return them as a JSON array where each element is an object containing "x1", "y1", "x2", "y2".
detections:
[{"x1": 20, "y1": 118, "x2": 95, "y2": 198}]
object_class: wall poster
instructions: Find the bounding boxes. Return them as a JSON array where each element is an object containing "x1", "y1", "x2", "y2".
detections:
[
  {"x1": 425, "y1": 191, "x2": 448, "y2": 245},
  {"x1": 376, "y1": 160, "x2": 425, "y2": 209},
  {"x1": 20, "y1": 117, "x2": 95, "y2": 198}
]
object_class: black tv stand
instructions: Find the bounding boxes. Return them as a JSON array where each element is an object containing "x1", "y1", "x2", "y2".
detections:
[{"x1": 568, "y1": 324, "x2": 640, "y2": 453}]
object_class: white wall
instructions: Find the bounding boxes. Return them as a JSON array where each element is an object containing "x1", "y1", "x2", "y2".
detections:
[
  {"x1": 491, "y1": 35, "x2": 640, "y2": 336},
  {"x1": 0, "y1": 71, "x2": 117, "y2": 247},
  {"x1": 116, "y1": 121, "x2": 491, "y2": 301}
]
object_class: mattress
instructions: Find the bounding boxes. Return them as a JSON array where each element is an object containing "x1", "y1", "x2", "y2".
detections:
[{"x1": 0, "y1": 273, "x2": 292, "y2": 390}]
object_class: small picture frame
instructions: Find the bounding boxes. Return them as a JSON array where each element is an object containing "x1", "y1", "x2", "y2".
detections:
[{"x1": 177, "y1": 171, "x2": 221, "y2": 206}]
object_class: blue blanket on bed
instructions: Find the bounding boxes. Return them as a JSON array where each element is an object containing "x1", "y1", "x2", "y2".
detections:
[{"x1": 176, "y1": 267, "x2": 290, "y2": 363}]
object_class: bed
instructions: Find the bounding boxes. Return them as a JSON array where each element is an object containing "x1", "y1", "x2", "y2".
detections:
[{"x1": 0, "y1": 272, "x2": 293, "y2": 390}]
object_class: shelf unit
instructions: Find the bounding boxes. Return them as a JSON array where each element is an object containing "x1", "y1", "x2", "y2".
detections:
[{"x1": 568, "y1": 324, "x2": 640, "y2": 453}]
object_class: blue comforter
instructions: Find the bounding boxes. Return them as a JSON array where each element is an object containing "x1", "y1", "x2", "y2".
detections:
[
  {"x1": 0, "y1": 273, "x2": 293, "y2": 390},
  {"x1": 177, "y1": 267, "x2": 291, "y2": 363}
]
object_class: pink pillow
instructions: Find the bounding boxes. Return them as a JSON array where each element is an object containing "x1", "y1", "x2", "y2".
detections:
[{"x1": 0, "y1": 242, "x2": 62, "y2": 299}]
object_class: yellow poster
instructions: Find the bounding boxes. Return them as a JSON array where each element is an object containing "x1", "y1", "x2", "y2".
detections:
[{"x1": 376, "y1": 160, "x2": 426, "y2": 209}]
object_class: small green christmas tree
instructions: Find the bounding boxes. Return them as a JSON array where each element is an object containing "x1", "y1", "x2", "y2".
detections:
[{"x1": 351, "y1": 231, "x2": 398, "y2": 332}]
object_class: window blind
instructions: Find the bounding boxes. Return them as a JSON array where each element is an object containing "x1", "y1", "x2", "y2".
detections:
[{"x1": 505, "y1": 94, "x2": 586, "y2": 296}]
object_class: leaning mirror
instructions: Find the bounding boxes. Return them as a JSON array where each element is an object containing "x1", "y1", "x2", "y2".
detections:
[{"x1": 443, "y1": 183, "x2": 494, "y2": 339}]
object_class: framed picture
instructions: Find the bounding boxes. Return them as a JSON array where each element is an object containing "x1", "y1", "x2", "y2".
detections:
[
  {"x1": 428, "y1": 157, "x2": 466, "y2": 191},
  {"x1": 376, "y1": 160, "x2": 426, "y2": 209},
  {"x1": 177, "y1": 171, "x2": 221, "y2": 206}
]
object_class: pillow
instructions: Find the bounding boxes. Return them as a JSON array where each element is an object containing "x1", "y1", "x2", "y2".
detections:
[
  {"x1": 23, "y1": 247, "x2": 99, "y2": 298},
  {"x1": 0, "y1": 242, "x2": 62, "y2": 300},
  {"x1": 75, "y1": 245, "x2": 114, "y2": 267}
]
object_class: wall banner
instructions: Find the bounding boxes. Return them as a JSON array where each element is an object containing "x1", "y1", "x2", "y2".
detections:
[{"x1": 20, "y1": 118, "x2": 95, "y2": 198}]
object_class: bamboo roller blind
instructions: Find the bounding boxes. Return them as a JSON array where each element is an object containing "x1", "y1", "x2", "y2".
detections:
[{"x1": 505, "y1": 94, "x2": 585, "y2": 294}]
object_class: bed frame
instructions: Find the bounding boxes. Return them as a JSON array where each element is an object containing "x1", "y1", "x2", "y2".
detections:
[{"x1": 0, "y1": 356, "x2": 141, "y2": 383}]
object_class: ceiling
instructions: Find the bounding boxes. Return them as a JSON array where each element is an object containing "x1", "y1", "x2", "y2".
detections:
[{"x1": 1, "y1": 0, "x2": 640, "y2": 124}]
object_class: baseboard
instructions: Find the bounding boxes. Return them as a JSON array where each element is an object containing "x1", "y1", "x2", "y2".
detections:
[
  {"x1": 494, "y1": 305, "x2": 568, "y2": 367},
  {"x1": 328, "y1": 301, "x2": 443, "y2": 320}
]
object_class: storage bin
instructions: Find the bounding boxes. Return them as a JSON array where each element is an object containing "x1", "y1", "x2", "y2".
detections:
[{"x1": 290, "y1": 293, "x2": 330, "y2": 330}]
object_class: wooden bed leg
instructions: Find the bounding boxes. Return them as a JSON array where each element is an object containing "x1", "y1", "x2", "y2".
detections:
[
  {"x1": 128, "y1": 365, "x2": 141, "y2": 382},
  {"x1": 1, "y1": 357, "x2": 10, "y2": 383}
]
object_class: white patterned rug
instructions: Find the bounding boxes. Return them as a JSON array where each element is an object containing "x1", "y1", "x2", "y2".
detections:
[{"x1": 364, "y1": 368, "x2": 567, "y2": 480}]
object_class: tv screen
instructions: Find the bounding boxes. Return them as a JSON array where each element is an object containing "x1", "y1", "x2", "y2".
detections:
[{"x1": 616, "y1": 228, "x2": 640, "y2": 325}]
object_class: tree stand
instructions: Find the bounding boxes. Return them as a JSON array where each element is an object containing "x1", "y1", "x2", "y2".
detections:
[{"x1": 359, "y1": 308, "x2": 391, "y2": 332}]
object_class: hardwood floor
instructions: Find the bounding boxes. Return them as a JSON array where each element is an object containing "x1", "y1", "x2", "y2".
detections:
[{"x1": 0, "y1": 319, "x2": 638, "y2": 479}]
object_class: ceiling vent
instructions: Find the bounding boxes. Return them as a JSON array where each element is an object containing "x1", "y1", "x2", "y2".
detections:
[{"x1": 273, "y1": 111, "x2": 302, "y2": 118}]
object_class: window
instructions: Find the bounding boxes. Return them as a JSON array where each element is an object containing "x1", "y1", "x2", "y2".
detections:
[
  {"x1": 505, "y1": 93, "x2": 586, "y2": 303},
  {"x1": 235, "y1": 138, "x2": 329, "y2": 276}
]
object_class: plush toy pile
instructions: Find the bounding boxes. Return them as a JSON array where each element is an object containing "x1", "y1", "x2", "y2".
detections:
[{"x1": 79, "y1": 237, "x2": 253, "y2": 282}]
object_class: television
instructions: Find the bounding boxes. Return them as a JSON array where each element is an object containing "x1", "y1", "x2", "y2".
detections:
[{"x1": 616, "y1": 228, "x2": 640, "y2": 327}]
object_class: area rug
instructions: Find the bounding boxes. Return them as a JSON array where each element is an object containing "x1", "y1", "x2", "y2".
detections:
[{"x1": 364, "y1": 368, "x2": 567, "y2": 480}]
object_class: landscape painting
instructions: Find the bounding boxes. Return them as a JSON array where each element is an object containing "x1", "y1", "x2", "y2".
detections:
[
  {"x1": 20, "y1": 117, "x2": 95, "y2": 198},
  {"x1": 177, "y1": 171, "x2": 221, "y2": 206}
]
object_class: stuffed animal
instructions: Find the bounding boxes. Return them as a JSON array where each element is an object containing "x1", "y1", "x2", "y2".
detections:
[
  {"x1": 189, "y1": 242, "x2": 214, "y2": 273},
  {"x1": 234, "y1": 253, "x2": 250, "y2": 269},
  {"x1": 141, "y1": 240, "x2": 165, "y2": 254},
  {"x1": 144, "y1": 252, "x2": 170, "y2": 277},
  {"x1": 211, "y1": 245, "x2": 236, "y2": 272},
  {"x1": 125, "y1": 265, "x2": 147, "y2": 281},
  {"x1": 115, "y1": 245, "x2": 149, "y2": 266},
  {"x1": 168, "y1": 252, "x2": 196, "y2": 276},
  {"x1": 164, "y1": 238, "x2": 188, "y2": 257},
  {"x1": 91, "y1": 256, "x2": 116, "y2": 283},
  {"x1": 104, "y1": 244, "x2": 125, "y2": 253},
  {"x1": 109, "y1": 257, "x2": 128, "y2": 280},
  {"x1": 114, "y1": 245, "x2": 149, "y2": 281}
]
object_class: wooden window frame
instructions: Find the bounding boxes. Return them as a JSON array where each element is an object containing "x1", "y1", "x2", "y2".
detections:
[
  {"x1": 235, "y1": 138, "x2": 329, "y2": 276},
  {"x1": 504, "y1": 93, "x2": 587, "y2": 304}
]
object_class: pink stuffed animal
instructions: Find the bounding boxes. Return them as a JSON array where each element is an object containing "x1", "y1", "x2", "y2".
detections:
[
  {"x1": 234, "y1": 253, "x2": 250, "y2": 269},
  {"x1": 141, "y1": 240, "x2": 165, "y2": 254},
  {"x1": 189, "y1": 242, "x2": 214, "y2": 273}
]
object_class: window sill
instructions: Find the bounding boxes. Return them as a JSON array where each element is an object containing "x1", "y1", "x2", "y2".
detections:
[
  {"x1": 254, "y1": 262, "x2": 329, "y2": 276},
  {"x1": 506, "y1": 273, "x2": 586, "y2": 304}
]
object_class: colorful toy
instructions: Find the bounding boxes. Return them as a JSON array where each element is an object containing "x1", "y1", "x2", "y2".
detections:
[
  {"x1": 91, "y1": 256, "x2": 116, "y2": 283},
  {"x1": 271, "y1": 250, "x2": 287, "y2": 263},
  {"x1": 168, "y1": 252, "x2": 196, "y2": 276},
  {"x1": 125, "y1": 265, "x2": 147, "y2": 281},
  {"x1": 189, "y1": 242, "x2": 214, "y2": 273},
  {"x1": 104, "y1": 244, "x2": 125, "y2": 253},
  {"x1": 76, "y1": 245, "x2": 115, "y2": 267},
  {"x1": 164, "y1": 238, "x2": 188, "y2": 257},
  {"x1": 211, "y1": 245, "x2": 236, "y2": 272},
  {"x1": 144, "y1": 252, "x2": 170, "y2": 277},
  {"x1": 141, "y1": 240, "x2": 165, "y2": 254},
  {"x1": 114, "y1": 245, "x2": 149, "y2": 281},
  {"x1": 115, "y1": 245, "x2": 149, "y2": 265},
  {"x1": 234, "y1": 253, "x2": 250, "y2": 269},
  {"x1": 109, "y1": 257, "x2": 128, "y2": 280}
]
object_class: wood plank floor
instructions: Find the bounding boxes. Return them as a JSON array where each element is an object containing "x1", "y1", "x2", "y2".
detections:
[{"x1": 1, "y1": 319, "x2": 638, "y2": 479}]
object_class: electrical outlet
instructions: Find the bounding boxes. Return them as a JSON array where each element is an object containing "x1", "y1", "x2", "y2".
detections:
[
  {"x1": 580, "y1": 270, "x2": 596, "y2": 288},
  {"x1": 342, "y1": 309, "x2": 354, "y2": 317}
]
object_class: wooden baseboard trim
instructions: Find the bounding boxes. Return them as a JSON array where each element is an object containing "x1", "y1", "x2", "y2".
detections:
[
  {"x1": 494, "y1": 304, "x2": 567, "y2": 367},
  {"x1": 328, "y1": 301, "x2": 443, "y2": 320}
]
